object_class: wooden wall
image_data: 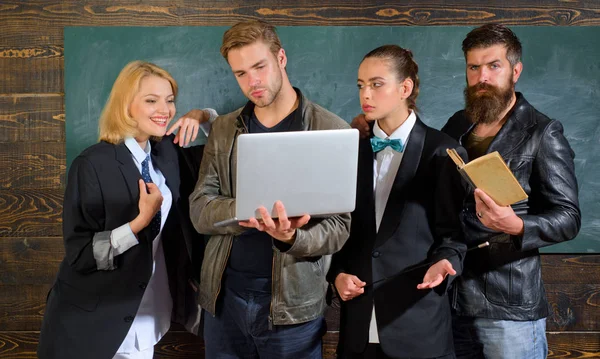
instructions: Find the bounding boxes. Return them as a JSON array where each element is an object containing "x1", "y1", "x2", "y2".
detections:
[{"x1": 1, "y1": 1, "x2": 599, "y2": 357}]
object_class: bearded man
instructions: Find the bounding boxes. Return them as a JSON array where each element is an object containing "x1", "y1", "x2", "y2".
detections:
[{"x1": 440, "y1": 24, "x2": 581, "y2": 359}]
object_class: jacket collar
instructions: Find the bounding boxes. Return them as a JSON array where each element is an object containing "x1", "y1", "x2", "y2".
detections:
[
  {"x1": 114, "y1": 142, "x2": 141, "y2": 202},
  {"x1": 460, "y1": 92, "x2": 536, "y2": 158},
  {"x1": 151, "y1": 138, "x2": 179, "y2": 194},
  {"x1": 486, "y1": 93, "x2": 536, "y2": 158}
]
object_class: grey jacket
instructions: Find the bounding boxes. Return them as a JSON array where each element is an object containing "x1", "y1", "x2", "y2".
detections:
[{"x1": 189, "y1": 89, "x2": 351, "y2": 325}]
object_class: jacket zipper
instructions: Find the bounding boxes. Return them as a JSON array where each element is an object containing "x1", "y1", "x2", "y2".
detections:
[
  {"x1": 213, "y1": 115, "x2": 248, "y2": 313},
  {"x1": 269, "y1": 252, "x2": 276, "y2": 330},
  {"x1": 237, "y1": 113, "x2": 277, "y2": 329},
  {"x1": 213, "y1": 239, "x2": 233, "y2": 313},
  {"x1": 229, "y1": 114, "x2": 248, "y2": 193}
]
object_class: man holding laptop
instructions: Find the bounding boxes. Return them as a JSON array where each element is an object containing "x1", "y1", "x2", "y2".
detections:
[{"x1": 189, "y1": 20, "x2": 351, "y2": 358}]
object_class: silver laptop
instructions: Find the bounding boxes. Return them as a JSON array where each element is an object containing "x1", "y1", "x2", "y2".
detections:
[{"x1": 214, "y1": 128, "x2": 359, "y2": 227}]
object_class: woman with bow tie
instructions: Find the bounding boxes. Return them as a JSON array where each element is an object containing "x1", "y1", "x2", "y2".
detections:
[{"x1": 328, "y1": 45, "x2": 468, "y2": 359}]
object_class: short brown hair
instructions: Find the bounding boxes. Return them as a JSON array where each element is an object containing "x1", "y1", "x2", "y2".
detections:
[
  {"x1": 462, "y1": 24, "x2": 522, "y2": 67},
  {"x1": 220, "y1": 20, "x2": 282, "y2": 61},
  {"x1": 362, "y1": 45, "x2": 420, "y2": 112},
  {"x1": 98, "y1": 61, "x2": 178, "y2": 144}
]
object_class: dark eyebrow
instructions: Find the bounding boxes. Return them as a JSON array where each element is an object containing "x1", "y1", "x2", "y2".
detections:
[
  {"x1": 357, "y1": 76, "x2": 386, "y2": 82},
  {"x1": 467, "y1": 59, "x2": 502, "y2": 67}
]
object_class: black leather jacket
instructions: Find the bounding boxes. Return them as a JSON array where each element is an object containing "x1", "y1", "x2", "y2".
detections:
[{"x1": 441, "y1": 93, "x2": 581, "y2": 320}]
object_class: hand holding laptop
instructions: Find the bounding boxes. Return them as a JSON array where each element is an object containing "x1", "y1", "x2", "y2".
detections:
[
  {"x1": 213, "y1": 129, "x2": 359, "y2": 228},
  {"x1": 239, "y1": 200, "x2": 311, "y2": 244}
]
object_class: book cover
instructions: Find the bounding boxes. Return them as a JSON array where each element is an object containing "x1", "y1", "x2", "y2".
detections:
[{"x1": 446, "y1": 149, "x2": 528, "y2": 206}]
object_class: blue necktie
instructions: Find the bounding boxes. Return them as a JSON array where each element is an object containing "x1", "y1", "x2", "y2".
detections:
[
  {"x1": 370, "y1": 136, "x2": 405, "y2": 153},
  {"x1": 141, "y1": 155, "x2": 161, "y2": 239}
]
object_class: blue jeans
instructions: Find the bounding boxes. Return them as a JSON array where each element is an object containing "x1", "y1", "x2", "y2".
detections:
[
  {"x1": 204, "y1": 284, "x2": 325, "y2": 359},
  {"x1": 453, "y1": 316, "x2": 547, "y2": 359}
]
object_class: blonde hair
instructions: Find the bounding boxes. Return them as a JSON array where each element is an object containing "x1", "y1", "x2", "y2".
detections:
[
  {"x1": 98, "y1": 61, "x2": 178, "y2": 144},
  {"x1": 220, "y1": 20, "x2": 282, "y2": 61}
]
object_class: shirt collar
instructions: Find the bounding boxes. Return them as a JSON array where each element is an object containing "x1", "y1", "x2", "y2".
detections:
[
  {"x1": 124, "y1": 137, "x2": 151, "y2": 164},
  {"x1": 373, "y1": 110, "x2": 417, "y2": 143}
]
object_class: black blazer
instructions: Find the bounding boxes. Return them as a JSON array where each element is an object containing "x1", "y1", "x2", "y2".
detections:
[
  {"x1": 38, "y1": 136, "x2": 204, "y2": 359},
  {"x1": 328, "y1": 118, "x2": 467, "y2": 358}
]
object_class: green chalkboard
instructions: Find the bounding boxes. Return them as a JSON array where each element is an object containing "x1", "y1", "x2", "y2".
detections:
[{"x1": 65, "y1": 26, "x2": 599, "y2": 253}]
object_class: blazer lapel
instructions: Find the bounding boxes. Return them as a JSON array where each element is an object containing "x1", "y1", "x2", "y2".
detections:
[
  {"x1": 115, "y1": 142, "x2": 154, "y2": 242},
  {"x1": 115, "y1": 143, "x2": 142, "y2": 204},
  {"x1": 357, "y1": 137, "x2": 377, "y2": 235},
  {"x1": 151, "y1": 140, "x2": 180, "y2": 202},
  {"x1": 374, "y1": 119, "x2": 426, "y2": 248}
]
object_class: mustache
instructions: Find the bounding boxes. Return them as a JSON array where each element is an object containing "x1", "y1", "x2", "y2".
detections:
[
  {"x1": 468, "y1": 82, "x2": 498, "y2": 94},
  {"x1": 464, "y1": 81, "x2": 514, "y2": 125}
]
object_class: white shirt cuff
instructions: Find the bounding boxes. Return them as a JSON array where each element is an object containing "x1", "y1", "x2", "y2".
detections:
[
  {"x1": 111, "y1": 223, "x2": 139, "y2": 256},
  {"x1": 199, "y1": 108, "x2": 219, "y2": 137}
]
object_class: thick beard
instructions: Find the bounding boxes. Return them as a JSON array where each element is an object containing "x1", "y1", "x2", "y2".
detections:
[{"x1": 464, "y1": 81, "x2": 514, "y2": 125}]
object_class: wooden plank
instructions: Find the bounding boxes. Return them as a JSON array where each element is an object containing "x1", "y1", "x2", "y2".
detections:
[
  {"x1": 0, "y1": 142, "x2": 65, "y2": 190},
  {"x1": 0, "y1": 189, "x2": 63, "y2": 237},
  {"x1": 0, "y1": 330, "x2": 597, "y2": 359},
  {"x1": 2, "y1": 281, "x2": 598, "y2": 334},
  {"x1": 1, "y1": 0, "x2": 599, "y2": 46},
  {"x1": 153, "y1": 331, "x2": 339, "y2": 358},
  {"x1": 0, "y1": 237, "x2": 62, "y2": 285},
  {"x1": 0, "y1": 95, "x2": 64, "y2": 142},
  {"x1": 542, "y1": 254, "x2": 600, "y2": 284},
  {"x1": 0, "y1": 285, "x2": 50, "y2": 331},
  {"x1": 154, "y1": 331, "x2": 600, "y2": 359},
  {"x1": 547, "y1": 332, "x2": 600, "y2": 358},
  {"x1": 323, "y1": 331, "x2": 340, "y2": 359},
  {"x1": 1, "y1": 252, "x2": 599, "y2": 331},
  {"x1": 543, "y1": 255, "x2": 600, "y2": 331},
  {"x1": 325, "y1": 297, "x2": 341, "y2": 331},
  {"x1": 1, "y1": 1, "x2": 599, "y2": 93},
  {"x1": 155, "y1": 330, "x2": 203, "y2": 358},
  {"x1": 0, "y1": 332, "x2": 39, "y2": 359},
  {"x1": 0, "y1": 253, "x2": 593, "y2": 290},
  {"x1": 0, "y1": 57, "x2": 63, "y2": 94},
  {"x1": 546, "y1": 283, "x2": 600, "y2": 332}
]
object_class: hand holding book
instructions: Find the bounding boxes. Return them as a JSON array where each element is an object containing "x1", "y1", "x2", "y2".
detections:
[
  {"x1": 446, "y1": 149, "x2": 528, "y2": 206},
  {"x1": 473, "y1": 188, "x2": 525, "y2": 236},
  {"x1": 446, "y1": 148, "x2": 526, "y2": 235}
]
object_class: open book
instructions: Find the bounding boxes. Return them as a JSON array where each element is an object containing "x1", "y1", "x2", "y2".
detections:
[{"x1": 446, "y1": 148, "x2": 528, "y2": 206}]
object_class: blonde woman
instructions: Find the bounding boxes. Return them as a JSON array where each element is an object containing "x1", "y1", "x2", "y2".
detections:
[{"x1": 38, "y1": 61, "x2": 214, "y2": 359}]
